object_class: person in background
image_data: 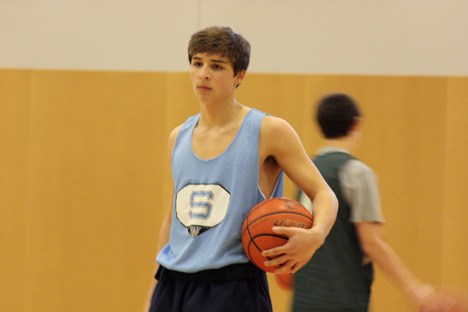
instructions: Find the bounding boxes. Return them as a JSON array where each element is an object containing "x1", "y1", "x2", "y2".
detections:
[{"x1": 293, "y1": 92, "x2": 465, "y2": 312}]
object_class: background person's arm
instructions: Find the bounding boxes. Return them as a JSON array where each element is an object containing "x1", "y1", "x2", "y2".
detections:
[{"x1": 355, "y1": 222, "x2": 465, "y2": 311}]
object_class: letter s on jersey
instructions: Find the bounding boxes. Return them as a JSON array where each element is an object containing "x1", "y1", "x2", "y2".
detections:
[{"x1": 176, "y1": 184, "x2": 230, "y2": 237}]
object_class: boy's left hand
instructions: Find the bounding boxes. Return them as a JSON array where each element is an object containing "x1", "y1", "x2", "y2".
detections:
[{"x1": 262, "y1": 226, "x2": 325, "y2": 273}]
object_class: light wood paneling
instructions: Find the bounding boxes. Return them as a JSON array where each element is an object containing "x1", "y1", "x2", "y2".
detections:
[
  {"x1": 0, "y1": 70, "x2": 30, "y2": 312},
  {"x1": 237, "y1": 74, "x2": 307, "y2": 199},
  {"x1": 1, "y1": 70, "x2": 170, "y2": 311},
  {"x1": 0, "y1": 70, "x2": 466, "y2": 312},
  {"x1": 443, "y1": 78, "x2": 468, "y2": 288}
]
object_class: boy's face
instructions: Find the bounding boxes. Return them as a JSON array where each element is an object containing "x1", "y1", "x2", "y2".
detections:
[{"x1": 190, "y1": 53, "x2": 245, "y2": 104}]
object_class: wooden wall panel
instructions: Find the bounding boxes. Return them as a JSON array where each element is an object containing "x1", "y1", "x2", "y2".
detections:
[
  {"x1": 0, "y1": 70, "x2": 466, "y2": 311},
  {"x1": 0, "y1": 70, "x2": 30, "y2": 311},
  {"x1": 237, "y1": 74, "x2": 307, "y2": 198},
  {"x1": 443, "y1": 78, "x2": 468, "y2": 288},
  {"x1": 1, "y1": 70, "x2": 168, "y2": 311},
  {"x1": 358, "y1": 77, "x2": 446, "y2": 312}
]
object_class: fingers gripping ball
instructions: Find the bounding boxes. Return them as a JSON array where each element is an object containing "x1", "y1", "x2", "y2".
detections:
[{"x1": 241, "y1": 197, "x2": 314, "y2": 272}]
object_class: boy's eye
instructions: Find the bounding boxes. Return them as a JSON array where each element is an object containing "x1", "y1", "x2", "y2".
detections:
[{"x1": 212, "y1": 64, "x2": 223, "y2": 70}]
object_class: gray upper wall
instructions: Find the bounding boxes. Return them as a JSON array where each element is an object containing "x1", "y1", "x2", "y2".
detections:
[{"x1": 1, "y1": 0, "x2": 467, "y2": 76}]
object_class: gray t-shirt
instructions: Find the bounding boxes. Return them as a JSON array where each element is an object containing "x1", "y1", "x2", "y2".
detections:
[{"x1": 299, "y1": 147, "x2": 384, "y2": 223}]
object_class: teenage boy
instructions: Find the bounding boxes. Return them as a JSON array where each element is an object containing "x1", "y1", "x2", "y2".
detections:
[{"x1": 145, "y1": 26, "x2": 338, "y2": 312}]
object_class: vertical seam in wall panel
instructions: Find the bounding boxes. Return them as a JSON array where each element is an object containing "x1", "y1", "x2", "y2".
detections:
[
  {"x1": 23, "y1": 70, "x2": 33, "y2": 311},
  {"x1": 441, "y1": 77, "x2": 448, "y2": 281}
]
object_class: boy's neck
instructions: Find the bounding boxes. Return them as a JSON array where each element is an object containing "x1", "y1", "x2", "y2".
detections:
[
  {"x1": 324, "y1": 137, "x2": 357, "y2": 154},
  {"x1": 199, "y1": 100, "x2": 246, "y2": 128}
]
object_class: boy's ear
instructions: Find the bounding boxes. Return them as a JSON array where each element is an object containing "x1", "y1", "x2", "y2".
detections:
[
  {"x1": 352, "y1": 117, "x2": 363, "y2": 131},
  {"x1": 235, "y1": 70, "x2": 246, "y2": 87}
]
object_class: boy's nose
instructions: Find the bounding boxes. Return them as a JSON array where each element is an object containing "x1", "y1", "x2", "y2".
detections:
[{"x1": 199, "y1": 66, "x2": 210, "y2": 80}]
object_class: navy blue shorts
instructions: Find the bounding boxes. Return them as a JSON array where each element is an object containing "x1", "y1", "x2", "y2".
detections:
[{"x1": 149, "y1": 263, "x2": 272, "y2": 312}]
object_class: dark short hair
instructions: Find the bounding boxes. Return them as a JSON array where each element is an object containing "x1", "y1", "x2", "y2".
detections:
[
  {"x1": 188, "y1": 26, "x2": 251, "y2": 76},
  {"x1": 315, "y1": 93, "x2": 363, "y2": 139}
]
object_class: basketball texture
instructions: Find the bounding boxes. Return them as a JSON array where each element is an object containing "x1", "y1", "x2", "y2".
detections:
[
  {"x1": 275, "y1": 273, "x2": 294, "y2": 291},
  {"x1": 241, "y1": 197, "x2": 313, "y2": 272}
]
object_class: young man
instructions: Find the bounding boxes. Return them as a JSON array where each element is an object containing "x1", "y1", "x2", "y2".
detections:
[
  {"x1": 145, "y1": 27, "x2": 337, "y2": 312},
  {"x1": 293, "y1": 93, "x2": 461, "y2": 312}
]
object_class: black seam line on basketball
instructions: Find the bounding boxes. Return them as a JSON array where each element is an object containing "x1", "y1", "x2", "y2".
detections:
[
  {"x1": 247, "y1": 240, "x2": 263, "y2": 268},
  {"x1": 247, "y1": 231, "x2": 261, "y2": 263},
  {"x1": 250, "y1": 234, "x2": 289, "y2": 240},
  {"x1": 248, "y1": 233, "x2": 288, "y2": 267},
  {"x1": 248, "y1": 235, "x2": 286, "y2": 266},
  {"x1": 245, "y1": 211, "x2": 313, "y2": 227},
  {"x1": 248, "y1": 238, "x2": 276, "y2": 265},
  {"x1": 242, "y1": 219, "x2": 251, "y2": 237},
  {"x1": 246, "y1": 220, "x2": 253, "y2": 240}
]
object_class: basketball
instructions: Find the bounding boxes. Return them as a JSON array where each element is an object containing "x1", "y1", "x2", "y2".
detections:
[
  {"x1": 241, "y1": 197, "x2": 314, "y2": 272},
  {"x1": 275, "y1": 273, "x2": 294, "y2": 291}
]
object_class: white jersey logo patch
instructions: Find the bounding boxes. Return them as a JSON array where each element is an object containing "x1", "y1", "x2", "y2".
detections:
[{"x1": 176, "y1": 184, "x2": 230, "y2": 237}]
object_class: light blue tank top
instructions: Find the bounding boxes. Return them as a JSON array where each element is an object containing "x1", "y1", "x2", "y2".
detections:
[{"x1": 157, "y1": 109, "x2": 284, "y2": 273}]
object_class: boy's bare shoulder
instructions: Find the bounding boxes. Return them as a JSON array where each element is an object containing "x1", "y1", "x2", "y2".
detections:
[
  {"x1": 168, "y1": 124, "x2": 184, "y2": 148},
  {"x1": 261, "y1": 115, "x2": 295, "y2": 135}
]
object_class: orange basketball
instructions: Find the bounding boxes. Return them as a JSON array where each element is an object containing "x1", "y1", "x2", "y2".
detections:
[
  {"x1": 241, "y1": 197, "x2": 313, "y2": 272},
  {"x1": 275, "y1": 273, "x2": 294, "y2": 291}
]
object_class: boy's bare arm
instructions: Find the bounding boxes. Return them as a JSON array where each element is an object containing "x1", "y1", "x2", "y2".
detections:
[
  {"x1": 260, "y1": 117, "x2": 338, "y2": 273},
  {"x1": 143, "y1": 209, "x2": 172, "y2": 312},
  {"x1": 143, "y1": 126, "x2": 180, "y2": 311}
]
